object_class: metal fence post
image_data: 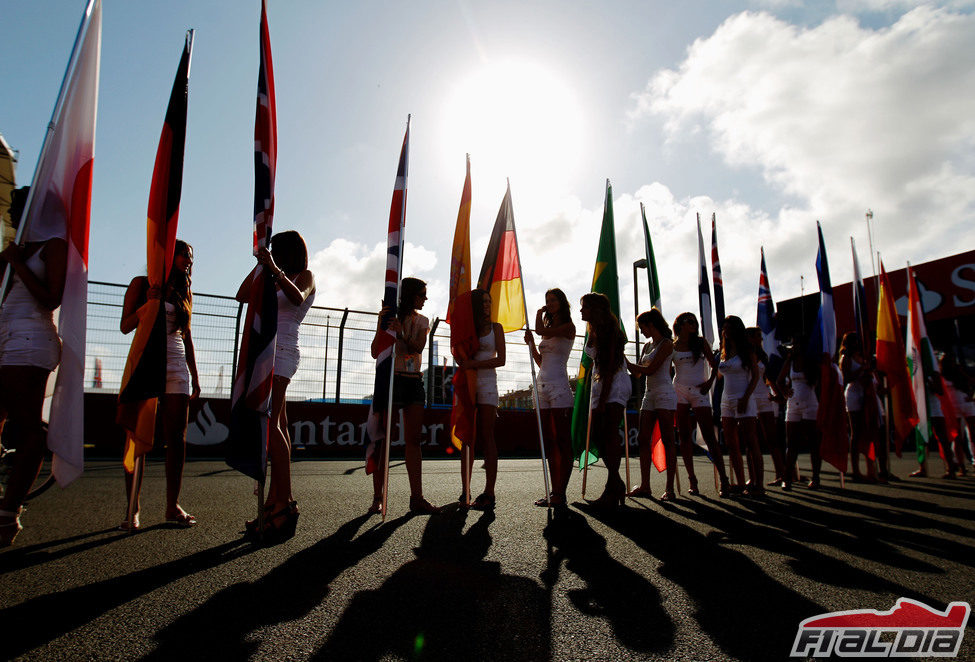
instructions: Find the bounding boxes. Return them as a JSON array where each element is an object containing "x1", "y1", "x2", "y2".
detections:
[
  {"x1": 322, "y1": 314, "x2": 331, "y2": 400},
  {"x1": 426, "y1": 317, "x2": 441, "y2": 408},
  {"x1": 335, "y1": 308, "x2": 350, "y2": 403},
  {"x1": 230, "y1": 301, "x2": 244, "y2": 390}
]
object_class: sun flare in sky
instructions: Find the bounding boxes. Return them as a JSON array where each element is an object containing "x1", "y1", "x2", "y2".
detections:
[{"x1": 440, "y1": 60, "x2": 585, "y2": 203}]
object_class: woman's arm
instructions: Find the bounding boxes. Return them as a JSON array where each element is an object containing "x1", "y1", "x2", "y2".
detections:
[
  {"x1": 460, "y1": 323, "x2": 506, "y2": 370},
  {"x1": 120, "y1": 276, "x2": 152, "y2": 334},
  {"x1": 776, "y1": 356, "x2": 794, "y2": 397},
  {"x1": 699, "y1": 343, "x2": 718, "y2": 392},
  {"x1": 183, "y1": 325, "x2": 201, "y2": 399},
  {"x1": 628, "y1": 338, "x2": 673, "y2": 376},
  {"x1": 524, "y1": 330, "x2": 542, "y2": 367},
  {"x1": 370, "y1": 306, "x2": 399, "y2": 359},
  {"x1": 234, "y1": 265, "x2": 259, "y2": 303},
  {"x1": 533, "y1": 308, "x2": 575, "y2": 339},
  {"x1": 0, "y1": 239, "x2": 68, "y2": 311}
]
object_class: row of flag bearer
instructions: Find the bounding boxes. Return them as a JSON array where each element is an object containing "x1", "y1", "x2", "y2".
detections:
[{"x1": 1, "y1": 1, "x2": 971, "y2": 548}]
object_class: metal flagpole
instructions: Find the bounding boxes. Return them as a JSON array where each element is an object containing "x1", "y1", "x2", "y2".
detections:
[
  {"x1": 507, "y1": 179, "x2": 552, "y2": 508},
  {"x1": 623, "y1": 409, "x2": 631, "y2": 493},
  {"x1": 381, "y1": 115, "x2": 410, "y2": 522}
]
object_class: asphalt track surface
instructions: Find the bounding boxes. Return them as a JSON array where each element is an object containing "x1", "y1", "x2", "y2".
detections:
[{"x1": 2, "y1": 454, "x2": 974, "y2": 661}]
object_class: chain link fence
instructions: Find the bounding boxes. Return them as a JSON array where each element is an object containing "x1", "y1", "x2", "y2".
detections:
[{"x1": 86, "y1": 281, "x2": 644, "y2": 406}]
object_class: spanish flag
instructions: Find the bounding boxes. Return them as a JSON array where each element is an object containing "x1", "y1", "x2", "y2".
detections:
[
  {"x1": 477, "y1": 182, "x2": 526, "y2": 333},
  {"x1": 117, "y1": 32, "x2": 194, "y2": 472},
  {"x1": 875, "y1": 262, "x2": 917, "y2": 452},
  {"x1": 446, "y1": 154, "x2": 471, "y2": 324}
]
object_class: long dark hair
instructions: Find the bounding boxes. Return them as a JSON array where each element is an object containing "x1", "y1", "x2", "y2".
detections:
[
  {"x1": 720, "y1": 315, "x2": 754, "y2": 366},
  {"x1": 840, "y1": 332, "x2": 862, "y2": 358},
  {"x1": 673, "y1": 311, "x2": 706, "y2": 361},
  {"x1": 543, "y1": 287, "x2": 571, "y2": 327},
  {"x1": 166, "y1": 239, "x2": 193, "y2": 329},
  {"x1": 637, "y1": 308, "x2": 671, "y2": 339},
  {"x1": 471, "y1": 288, "x2": 491, "y2": 334},
  {"x1": 270, "y1": 230, "x2": 308, "y2": 276},
  {"x1": 398, "y1": 277, "x2": 426, "y2": 323},
  {"x1": 789, "y1": 334, "x2": 818, "y2": 384},
  {"x1": 582, "y1": 292, "x2": 625, "y2": 379},
  {"x1": 746, "y1": 326, "x2": 767, "y2": 365}
]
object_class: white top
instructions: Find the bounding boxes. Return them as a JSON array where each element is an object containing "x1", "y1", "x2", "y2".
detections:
[
  {"x1": 538, "y1": 335, "x2": 572, "y2": 384},
  {"x1": 790, "y1": 366, "x2": 815, "y2": 400},
  {"x1": 719, "y1": 354, "x2": 752, "y2": 400},
  {"x1": 641, "y1": 340, "x2": 673, "y2": 392},
  {"x1": 844, "y1": 357, "x2": 864, "y2": 397},
  {"x1": 164, "y1": 301, "x2": 189, "y2": 381},
  {"x1": 276, "y1": 286, "x2": 315, "y2": 352},
  {"x1": 673, "y1": 349, "x2": 708, "y2": 387},
  {"x1": 0, "y1": 247, "x2": 54, "y2": 326},
  {"x1": 475, "y1": 329, "x2": 497, "y2": 381}
]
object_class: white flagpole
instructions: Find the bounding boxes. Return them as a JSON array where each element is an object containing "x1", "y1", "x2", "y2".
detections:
[
  {"x1": 581, "y1": 365, "x2": 595, "y2": 499},
  {"x1": 507, "y1": 179, "x2": 552, "y2": 508}
]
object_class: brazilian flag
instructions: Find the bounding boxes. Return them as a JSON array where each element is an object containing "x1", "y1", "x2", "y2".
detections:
[{"x1": 571, "y1": 179, "x2": 624, "y2": 468}]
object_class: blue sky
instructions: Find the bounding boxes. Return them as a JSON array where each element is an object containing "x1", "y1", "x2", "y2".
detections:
[{"x1": 3, "y1": 0, "x2": 974, "y2": 332}]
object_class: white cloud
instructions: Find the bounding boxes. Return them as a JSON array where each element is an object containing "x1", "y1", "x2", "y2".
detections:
[
  {"x1": 629, "y1": 7, "x2": 975, "y2": 303},
  {"x1": 309, "y1": 238, "x2": 439, "y2": 312}
]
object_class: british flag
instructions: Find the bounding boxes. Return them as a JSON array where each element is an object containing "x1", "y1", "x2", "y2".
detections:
[
  {"x1": 757, "y1": 246, "x2": 781, "y2": 374},
  {"x1": 710, "y1": 213, "x2": 725, "y2": 331},
  {"x1": 365, "y1": 118, "x2": 410, "y2": 474},
  {"x1": 227, "y1": 0, "x2": 278, "y2": 482}
]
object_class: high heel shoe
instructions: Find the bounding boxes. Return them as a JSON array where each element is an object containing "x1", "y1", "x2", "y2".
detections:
[
  {"x1": 367, "y1": 495, "x2": 383, "y2": 515},
  {"x1": 591, "y1": 480, "x2": 625, "y2": 510},
  {"x1": 252, "y1": 501, "x2": 299, "y2": 542},
  {"x1": 687, "y1": 476, "x2": 700, "y2": 496},
  {"x1": 718, "y1": 478, "x2": 731, "y2": 498},
  {"x1": 626, "y1": 486, "x2": 652, "y2": 498},
  {"x1": 0, "y1": 508, "x2": 23, "y2": 547}
]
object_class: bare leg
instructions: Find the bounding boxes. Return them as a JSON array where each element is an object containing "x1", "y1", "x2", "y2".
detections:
[
  {"x1": 758, "y1": 412, "x2": 784, "y2": 483},
  {"x1": 0, "y1": 367, "x2": 50, "y2": 515},
  {"x1": 848, "y1": 411, "x2": 864, "y2": 478},
  {"x1": 478, "y1": 404, "x2": 498, "y2": 496},
  {"x1": 161, "y1": 393, "x2": 191, "y2": 517},
  {"x1": 722, "y1": 417, "x2": 745, "y2": 487},
  {"x1": 806, "y1": 420, "x2": 822, "y2": 485},
  {"x1": 694, "y1": 406, "x2": 728, "y2": 484},
  {"x1": 599, "y1": 404, "x2": 625, "y2": 494},
  {"x1": 553, "y1": 408, "x2": 572, "y2": 498},
  {"x1": 266, "y1": 376, "x2": 293, "y2": 512},
  {"x1": 630, "y1": 410, "x2": 653, "y2": 492},
  {"x1": 403, "y1": 403, "x2": 424, "y2": 498},
  {"x1": 740, "y1": 417, "x2": 764, "y2": 492}
]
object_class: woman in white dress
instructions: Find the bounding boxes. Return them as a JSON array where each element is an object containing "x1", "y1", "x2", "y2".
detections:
[
  {"x1": 119, "y1": 240, "x2": 200, "y2": 529},
  {"x1": 236, "y1": 231, "x2": 315, "y2": 539},
  {"x1": 525, "y1": 288, "x2": 575, "y2": 507},
  {"x1": 626, "y1": 309, "x2": 678, "y2": 499},
  {"x1": 0, "y1": 187, "x2": 67, "y2": 546},
  {"x1": 718, "y1": 316, "x2": 764, "y2": 496},
  {"x1": 455, "y1": 288, "x2": 505, "y2": 509}
]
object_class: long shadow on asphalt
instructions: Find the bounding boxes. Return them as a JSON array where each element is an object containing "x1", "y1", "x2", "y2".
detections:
[
  {"x1": 544, "y1": 507, "x2": 674, "y2": 656},
  {"x1": 313, "y1": 504, "x2": 550, "y2": 661},
  {"x1": 579, "y1": 500, "x2": 825, "y2": 662},
  {"x1": 142, "y1": 513, "x2": 410, "y2": 661},
  {"x1": 0, "y1": 537, "x2": 255, "y2": 658},
  {"x1": 0, "y1": 527, "x2": 129, "y2": 575}
]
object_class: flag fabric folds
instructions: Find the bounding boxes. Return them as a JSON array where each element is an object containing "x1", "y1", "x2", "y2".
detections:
[
  {"x1": 756, "y1": 246, "x2": 782, "y2": 379},
  {"x1": 227, "y1": 0, "x2": 278, "y2": 482},
  {"x1": 450, "y1": 290, "x2": 479, "y2": 450},
  {"x1": 813, "y1": 223, "x2": 848, "y2": 473},
  {"x1": 696, "y1": 214, "x2": 714, "y2": 348},
  {"x1": 118, "y1": 32, "x2": 193, "y2": 473},
  {"x1": 446, "y1": 155, "x2": 471, "y2": 325},
  {"x1": 875, "y1": 262, "x2": 917, "y2": 452},
  {"x1": 710, "y1": 213, "x2": 725, "y2": 331},
  {"x1": 905, "y1": 265, "x2": 956, "y2": 463},
  {"x1": 14, "y1": 0, "x2": 101, "y2": 487},
  {"x1": 640, "y1": 202, "x2": 661, "y2": 312},
  {"x1": 571, "y1": 180, "x2": 623, "y2": 468},
  {"x1": 476, "y1": 183, "x2": 525, "y2": 333},
  {"x1": 365, "y1": 119, "x2": 410, "y2": 473}
]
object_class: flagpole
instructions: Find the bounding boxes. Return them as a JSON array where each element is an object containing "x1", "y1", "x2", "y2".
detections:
[
  {"x1": 381, "y1": 115, "x2": 410, "y2": 522},
  {"x1": 581, "y1": 366, "x2": 595, "y2": 499},
  {"x1": 506, "y1": 186, "x2": 552, "y2": 508},
  {"x1": 623, "y1": 409, "x2": 631, "y2": 494},
  {"x1": 1, "y1": 0, "x2": 97, "y2": 304}
]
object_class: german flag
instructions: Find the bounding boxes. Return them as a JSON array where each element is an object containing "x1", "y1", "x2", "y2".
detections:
[
  {"x1": 117, "y1": 32, "x2": 194, "y2": 472},
  {"x1": 477, "y1": 182, "x2": 526, "y2": 333}
]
